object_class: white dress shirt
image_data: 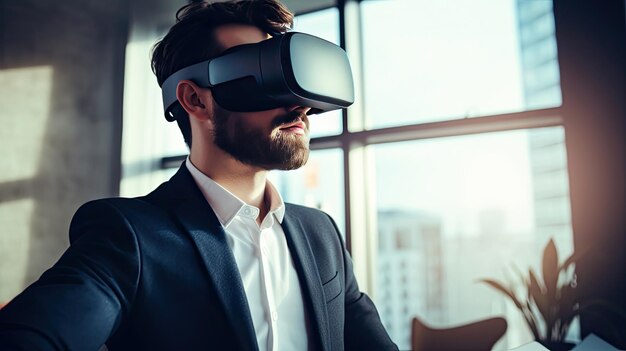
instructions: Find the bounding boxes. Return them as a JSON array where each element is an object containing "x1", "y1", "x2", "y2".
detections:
[{"x1": 186, "y1": 158, "x2": 310, "y2": 351}]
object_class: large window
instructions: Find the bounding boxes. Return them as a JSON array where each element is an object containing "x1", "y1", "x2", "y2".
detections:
[
  {"x1": 372, "y1": 127, "x2": 573, "y2": 348},
  {"x1": 355, "y1": 1, "x2": 571, "y2": 348},
  {"x1": 285, "y1": 1, "x2": 573, "y2": 350}
]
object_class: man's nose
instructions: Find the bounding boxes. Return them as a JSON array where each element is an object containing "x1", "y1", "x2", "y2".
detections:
[{"x1": 287, "y1": 105, "x2": 312, "y2": 115}]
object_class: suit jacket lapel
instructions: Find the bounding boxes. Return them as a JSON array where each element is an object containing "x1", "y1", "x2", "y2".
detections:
[
  {"x1": 166, "y1": 165, "x2": 258, "y2": 351},
  {"x1": 282, "y1": 211, "x2": 331, "y2": 351}
]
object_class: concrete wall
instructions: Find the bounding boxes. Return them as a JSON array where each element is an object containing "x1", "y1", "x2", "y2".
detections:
[{"x1": 0, "y1": 0, "x2": 129, "y2": 304}]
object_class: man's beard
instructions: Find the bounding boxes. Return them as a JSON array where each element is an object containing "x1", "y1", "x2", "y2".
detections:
[{"x1": 212, "y1": 105, "x2": 310, "y2": 170}]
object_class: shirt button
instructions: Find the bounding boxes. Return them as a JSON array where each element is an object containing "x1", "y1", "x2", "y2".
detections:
[
  {"x1": 271, "y1": 311, "x2": 278, "y2": 321},
  {"x1": 243, "y1": 207, "x2": 252, "y2": 215}
]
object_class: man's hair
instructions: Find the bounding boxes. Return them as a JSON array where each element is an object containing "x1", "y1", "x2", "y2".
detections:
[{"x1": 151, "y1": 0, "x2": 294, "y2": 148}]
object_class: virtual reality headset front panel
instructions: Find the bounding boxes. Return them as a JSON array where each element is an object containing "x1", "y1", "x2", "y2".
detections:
[{"x1": 161, "y1": 32, "x2": 354, "y2": 121}]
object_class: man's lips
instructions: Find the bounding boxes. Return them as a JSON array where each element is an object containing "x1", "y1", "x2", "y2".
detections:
[{"x1": 278, "y1": 121, "x2": 307, "y2": 135}]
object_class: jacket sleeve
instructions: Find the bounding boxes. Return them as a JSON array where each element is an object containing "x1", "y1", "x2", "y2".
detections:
[
  {"x1": 0, "y1": 200, "x2": 141, "y2": 351},
  {"x1": 325, "y1": 214, "x2": 399, "y2": 351}
]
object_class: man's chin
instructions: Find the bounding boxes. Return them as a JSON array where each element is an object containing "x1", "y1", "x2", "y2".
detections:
[
  {"x1": 274, "y1": 159, "x2": 308, "y2": 171},
  {"x1": 261, "y1": 151, "x2": 310, "y2": 171}
]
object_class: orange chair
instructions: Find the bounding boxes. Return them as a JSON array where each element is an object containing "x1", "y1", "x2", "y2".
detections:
[{"x1": 411, "y1": 316, "x2": 507, "y2": 351}]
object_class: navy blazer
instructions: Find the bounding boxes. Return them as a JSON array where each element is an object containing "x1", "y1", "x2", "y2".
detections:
[{"x1": 0, "y1": 165, "x2": 397, "y2": 350}]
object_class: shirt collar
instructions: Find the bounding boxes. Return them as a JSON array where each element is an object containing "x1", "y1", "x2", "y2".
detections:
[{"x1": 185, "y1": 157, "x2": 285, "y2": 227}]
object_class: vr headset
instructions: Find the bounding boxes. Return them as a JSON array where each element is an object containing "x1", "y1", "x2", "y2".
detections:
[{"x1": 161, "y1": 32, "x2": 354, "y2": 122}]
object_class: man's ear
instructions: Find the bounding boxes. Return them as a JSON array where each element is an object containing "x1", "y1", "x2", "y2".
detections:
[{"x1": 176, "y1": 80, "x2": 213, "y2": 121}]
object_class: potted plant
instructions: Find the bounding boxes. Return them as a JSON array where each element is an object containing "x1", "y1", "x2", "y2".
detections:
[{"x1": 480, "y1": 239, "x2": 584, "y2": 351}]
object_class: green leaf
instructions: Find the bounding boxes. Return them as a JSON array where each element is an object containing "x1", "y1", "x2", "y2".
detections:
[
  {"x1": 542, "y1": 238, "x2": 559, "y2": 303},
  {"x1": 524, "y1": 299, "x2": 542, "y2": 340},
  {"x1": 557, "y1": 284, "x2": 579, "y2": 337},
  {"x1": 479, "y1": 278, "x2": 523, "y2": 310},
  {"x1": 529, "y1": 268, "x2": 552, "y2": 338},
  {"x1": 528, "y1": 268, "x2": 549, "y2": 320}
]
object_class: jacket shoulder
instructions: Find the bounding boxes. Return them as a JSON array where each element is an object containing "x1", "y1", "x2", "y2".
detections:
[
  {"x1": 287, "y1": 201, "x2": 339, "y2": 221},
  {"x1": 69, "y1": 194, "x2": 170, "y2": 243},
  {"x1": 285, "y1": 202, "x2": 330, "y2": 220},
  {"x1": 71, "y1": 178, "x2": 177, "y2": 224}
]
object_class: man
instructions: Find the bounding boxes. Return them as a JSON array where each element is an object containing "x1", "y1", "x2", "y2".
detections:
[{"x1": 0, "y1": 1, "x2": 397, "y2": 350}]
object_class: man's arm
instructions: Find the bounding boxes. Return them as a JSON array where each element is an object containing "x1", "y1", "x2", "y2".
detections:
[
  {"x1": 326, "y1": 214, "x2": 399, "y2": 350},
  {"x1": 0, "y1": 200, "x2": 141, "y2": 351}
]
